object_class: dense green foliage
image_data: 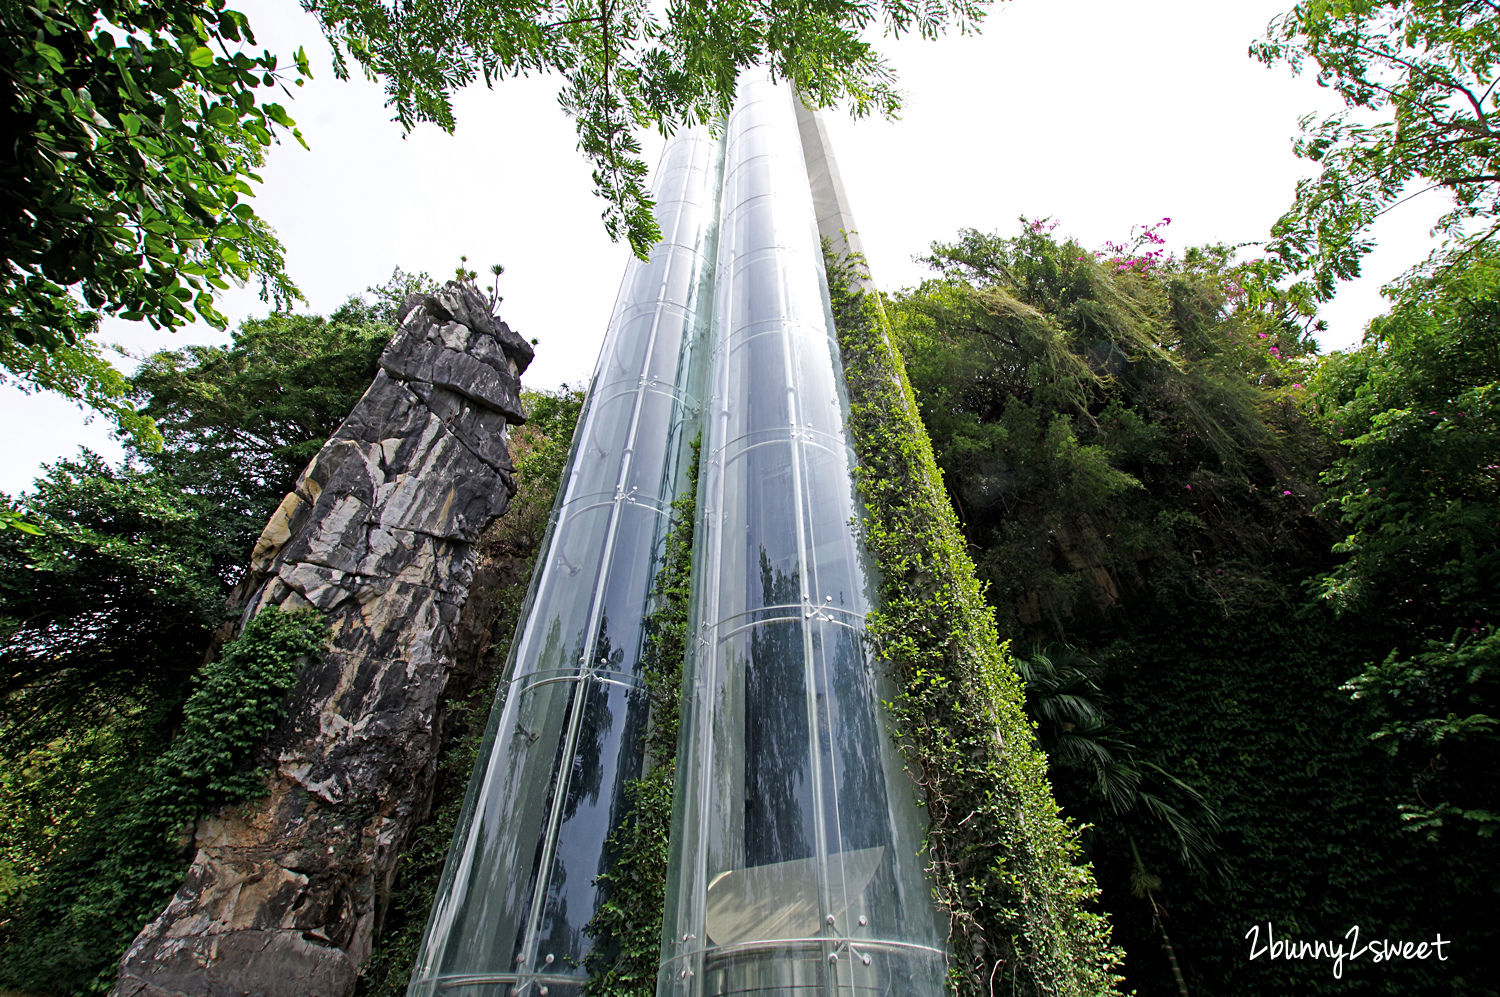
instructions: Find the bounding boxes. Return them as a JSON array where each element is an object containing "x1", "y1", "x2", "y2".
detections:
[
  {"x1": 1011, "y1": 645, "x2": 1220, "y2": 878},
  {"x1": 895, "y1": 225, "x2": 1325, "y2": 637},
  {"x1": 0, "y1": 606, "x2": 326, "y2": 995},
  {"x1": 0, "y1": 307, "x2": 391, "y2": 756},
  {"x1": 583, "y1": 440, "x2": 698, "y2": 996},
  {"x1": 356, "y1": 386, "x2": 586, "y2": 997},
  {"x1": 305, "y1": 0, "x2": 987, "y2": 256},
  {"x1": 1, "y1": 0, "x2": 306, "y2": 427},
  {"x1": 1252, "y1": 0, "x2": 1500, "y2": 302},
  {"x1": 0, "y1": 455, "x2": 233, "y2": 752},
  {"x1": 0, "y1": 289, "x2": 397, "y2": 993},
  {"x1": 1311, "y1": 252, "x2": 1500, "y2": 844},
  {"x1": 1095, "y1": 614, "x2": 1467, "y2": 994},
  {"x1": 826, "y1": 247, "x2": 1122, "y2": 996},
  {"x1": 887, "y1": 223, "x2": 1491, "y2": 993},
  {"x1": 153, "y1": 607, "x2": 327, "y2": 806},
  {"x1": 1314, "y1": 256, "x2": 1500, "y2": 625}
]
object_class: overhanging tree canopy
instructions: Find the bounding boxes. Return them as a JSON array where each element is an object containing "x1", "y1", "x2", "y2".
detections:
[
  {"x1": 304, "y1": 0, "x2": 990, "y2": 256},
  {"x1": 0, "y1": 0, "x2": 307, "y2": 443},
  {"x1": 1253, "y1": 0, "x2": 1500, "y2": 302},
  {"x1": 0, "y1": 0, "x2": 306, "y2": 343},
  {"x1": 2, "y1": 0, "x2": 988, "y2": 437}
]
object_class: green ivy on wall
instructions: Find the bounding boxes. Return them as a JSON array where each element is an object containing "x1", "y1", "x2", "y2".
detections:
[
  {"x1": 823, "y1": 245, "x2": 1122, "y2": 997},
  {"x1": 0, "y1": 606, "x2": 327, "y2": 995},
  {"x1": 584, "y1": 439, "x2": 699, "y2": 996},
  {"x1": 880, "y1": 223, "x2": 1493, "y2": 994}
]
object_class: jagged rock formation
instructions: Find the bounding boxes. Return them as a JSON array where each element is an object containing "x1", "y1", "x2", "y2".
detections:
[{"x1": 115, "y1": 284, "x2": 532, "y2": 997}]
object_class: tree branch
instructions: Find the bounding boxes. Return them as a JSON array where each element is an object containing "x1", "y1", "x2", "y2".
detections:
[{"x1": 541, "y1": 14, "x2": 604, "y2": 30}]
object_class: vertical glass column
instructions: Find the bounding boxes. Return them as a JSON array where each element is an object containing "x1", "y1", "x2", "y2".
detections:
[
  {"x1": 657, "y1": 78, "x2": 946, "y2": 997},
  {"x1": 409, "y1": 126, "x2": 723, "y2": 997}
]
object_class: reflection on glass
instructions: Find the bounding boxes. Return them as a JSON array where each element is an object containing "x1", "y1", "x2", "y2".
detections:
[
  {"x1": 658, "y1": 78, "x2": 946, "y2": 996},
  {"x1": 408, "y1": 127, "x2": 722, "y2": 997}
]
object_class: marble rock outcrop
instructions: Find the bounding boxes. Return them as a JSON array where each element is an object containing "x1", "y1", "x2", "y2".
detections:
[{"x1": 115, "y1": 283, "x2": 532, "y2": 997}]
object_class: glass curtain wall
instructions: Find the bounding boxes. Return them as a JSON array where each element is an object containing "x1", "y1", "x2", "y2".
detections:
[
  {"x1": 408, "y1": 126, "x2": 723, "y2": 997},
  {"x1": 656, "y1": 78, "x2": 946, "y2": 997}
]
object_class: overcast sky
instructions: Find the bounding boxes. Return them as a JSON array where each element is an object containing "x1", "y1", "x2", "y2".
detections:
[{"x1": 0, "y1": 0, "x2": 1448, "y2": 495}]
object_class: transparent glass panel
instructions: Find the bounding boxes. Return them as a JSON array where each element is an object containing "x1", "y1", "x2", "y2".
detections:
[
  {"x1": 659, "y1": 77, "x2": 945, "y2": 997},
  {"x1": 723, "y1": 176, "x2": 817, "y2": 261},
  {"x1": 809, "y1": 622, "x2": 901, "y2": 918},
  {"x1": 512, "y1": 502, "x2": 613, "y2": 675},
  {"x1": 723, "y1": 333, "x2": 793, "y2": 443},
  {"x1": 653, "y1": 162, "x2": 698, "y2": 204},
  {"x1": 416, "y1": 668, "x2": 584, "y2": 979},
  {"x1": 410, "y1": 126, "x2": 721, "y2": 997},
  {"x1": 789, "y1": 335, "x2": 848, "y2": 441},
  {"x1": 696, "y1": 943, "x2": 832, "y2": 996},
  {"x1": 780, "y1": 251, "x2": 830, "y2": 330},
  {"x1": 592, "y1": 500, "x2": 671, "y2": 680},
  {"x1": 640, "y1": 305, "x2": 694, "y2": 390},
  {"x1": 665, "y1": 604, "x2": 944, "y2": 994},
  {"x1": 727, "y1": 119, "x2": 778, "y2": 164},
  {"x1": 726, "y1": 248, "x2": 786, "y2": 334},
  {"x1": 658, "y1": 941, "x2": 946, "y2": 997},
  {"x1": 705, "y1": 622, "x2": 817, "y2": 946},
  {"x1": 621, "y1": 387, "x2": 693, "y2": 506},
  {"x1": 666, "y1": 186, "x2": 716, "y2": 258},
  {"x1": 560, "y1": 390, "x2": 636, "y2": 507},
  {"x1": 602, "y1": 302, "x2": 661, "y2": 380},
  {"x1": 531, "y1": 673, "x2": 651, "y2": 973},
  {"x1": 717, "y1": 441, "x2": 802, "y2": 625},
  {"x1": 426, "y1": 982, "x2": 586, "y2": 997},
  {"x1": 799, "y1": 442, "x2": 865, "y2": 615}
]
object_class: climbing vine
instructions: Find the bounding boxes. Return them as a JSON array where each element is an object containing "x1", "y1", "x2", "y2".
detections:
[
  {"x1": 584, "y1": 439, "x2": 700, "y2": 996},
  {"x1": 823, "y1": 245, "x2": 1122, "y2": 996},
  {"x1": 0, "y1": 606, "x2": 327, "y2": 995}
]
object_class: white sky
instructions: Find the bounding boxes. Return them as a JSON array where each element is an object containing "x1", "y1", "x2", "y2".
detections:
[{"x1": 0, "y1": 0, "x2": 1449, "y2": 495}]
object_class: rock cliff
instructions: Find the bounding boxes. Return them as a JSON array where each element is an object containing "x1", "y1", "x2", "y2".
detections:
[{"x1": 115, "y1": 283, "x2": 532, "y2": 997}]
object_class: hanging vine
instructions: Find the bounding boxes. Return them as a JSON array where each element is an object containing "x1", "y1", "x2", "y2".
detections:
[
  {"x1": 823, "y1": 243, "x2": 1122, "y2": 997},
  {"x1": 584, "y1": 438, "x2": 700, "y2": 996}
]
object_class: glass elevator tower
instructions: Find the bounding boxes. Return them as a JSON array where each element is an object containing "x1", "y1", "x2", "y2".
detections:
[
  {"x1": 409, "y1": 76, "x2": 944, "y2": 997},
  {"x1": 655, "y1": 75, "x2": 945, "y2": 997},
  {"x1": 407, "y1": 127, "x2": 721, "y2": 997}
]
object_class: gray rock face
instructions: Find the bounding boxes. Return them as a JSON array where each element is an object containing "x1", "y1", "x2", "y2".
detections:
[{"x1": 115, "y1": 283, "x2": 531, "y2": 997}]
